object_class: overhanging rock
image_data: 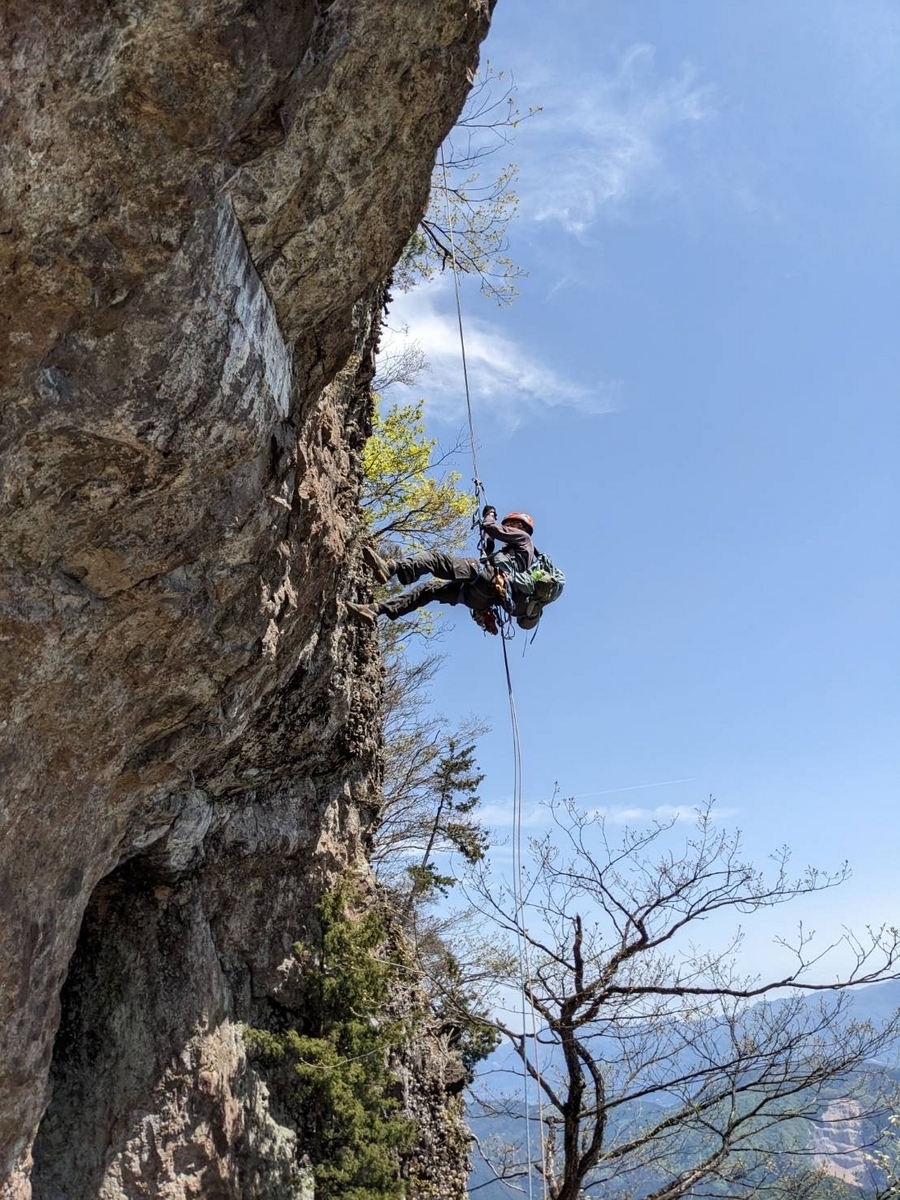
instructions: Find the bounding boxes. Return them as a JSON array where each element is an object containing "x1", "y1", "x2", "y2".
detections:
[{"x1": 0, "y1": 2, "x2": 494, "y2": 1195}]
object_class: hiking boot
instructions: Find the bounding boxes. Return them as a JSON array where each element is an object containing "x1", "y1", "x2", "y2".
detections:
[
  {"x1": 347, "y1": 601, "x2": 380, "y2": 624},
  {"x1": 362, "y1": 545, "x2": 395, "y2": 584}
]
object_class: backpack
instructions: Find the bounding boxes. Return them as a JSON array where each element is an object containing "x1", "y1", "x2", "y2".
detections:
[
  {"x1": 509, "y1": 551, "x2": 565, "y2": 628},
  {"x1": 528, "y1": 551, "x2": 565, "y2": 604}
]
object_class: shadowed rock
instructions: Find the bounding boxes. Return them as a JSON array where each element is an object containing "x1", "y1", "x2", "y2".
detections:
[{"x1": 0, "y1": 1, "x2": 493, "y2": 1195}]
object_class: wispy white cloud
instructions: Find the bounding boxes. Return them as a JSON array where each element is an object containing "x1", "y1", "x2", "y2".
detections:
[
  {"x1": 520, "y1": 44, "x2": 717, "y2": 233},
  {"x1": 587, "y1": 804, "x2": 738, "y2": 825},
  {"x1": 382, "y1": 279, "x2": 620, "y2": 430},
  {"x1": 479, "y1": 792, "x2": 735, "y2": 833},
  {"x1": 478, "y1": 801, "x2": 549, "y2": 831},
  {"x1": 571, "y1": 777, "x2": 696, "y2": 801},
  {"x1": 544, "y1": 274, "x2": 574, "y2": 302}
]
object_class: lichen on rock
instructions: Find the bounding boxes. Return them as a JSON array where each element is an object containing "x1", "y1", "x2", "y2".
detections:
[{"x1": 0, "y1": 1, "x2": 494, "y2": 1196}]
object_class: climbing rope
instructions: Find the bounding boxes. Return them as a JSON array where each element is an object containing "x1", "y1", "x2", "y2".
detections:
[
  {"x1": 438, "y1": 146, "x2": 484, "y2": 508},
  {"x1": 438, "y1": 141, "x2": 550, "y2": 1200},
  {"x1": 503, "y1": 637, "x2": 549, "y2": 1200}
]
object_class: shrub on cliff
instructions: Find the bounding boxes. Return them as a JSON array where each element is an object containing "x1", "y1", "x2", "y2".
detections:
[{"x1": 245, "y1": 886, "x2": 414, "y2": 1200}]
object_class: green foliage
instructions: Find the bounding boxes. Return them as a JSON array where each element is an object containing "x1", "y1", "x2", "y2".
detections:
[
  {"x1": 406, "y1": 739, "x2": 488, "y2": 906},
  {"x1": 405, "y1": 861, "x2": 455, "y2": 899},
  {"x1": 436, "y1": 948, "x2": 501, "y2": 1075},
  {"x1": 395, "y1": 230, "x2": 431, "y2": 284},
  {"x1": 362, "y1": 398, "x2": 473, "y2": 554},
  {"x1": 245, "y1": 886, "x2": 414, "y2": 1200},
  {"x1": 407, "y1": 918, "x2": 500, "y2": 1081}
]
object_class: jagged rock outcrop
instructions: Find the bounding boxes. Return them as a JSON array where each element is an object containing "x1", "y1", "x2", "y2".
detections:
[
  {"x1": 0, "y1": 1, "x2": 493, "y2": 1196},
  {"x1": 811, "y1": 1099, "x2": 869, "y2": 1188}
]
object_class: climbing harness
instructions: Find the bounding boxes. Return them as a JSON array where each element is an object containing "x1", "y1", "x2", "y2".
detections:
[
  {"x1": 492, "y1": 570, "x2": 512, "y2": 608},
  {"x1": 439, "y1": 144, "x2": 550, "y2": 1200}
]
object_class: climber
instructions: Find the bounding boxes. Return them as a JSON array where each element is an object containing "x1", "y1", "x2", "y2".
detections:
[{"x1": 347, "y1": 506, "x2": 546, "y2": 630}]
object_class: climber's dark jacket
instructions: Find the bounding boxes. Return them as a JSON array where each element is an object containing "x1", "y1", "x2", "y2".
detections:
[{"x1": 480, "y1": 516, "x2": 534, "y2": 576}]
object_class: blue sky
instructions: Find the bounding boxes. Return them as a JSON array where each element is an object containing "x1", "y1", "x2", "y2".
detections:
[{"x1": 379, "y1": 0, "x2": 899, "y2": 975}]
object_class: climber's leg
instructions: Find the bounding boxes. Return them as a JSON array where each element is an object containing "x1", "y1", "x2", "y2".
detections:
[
  {"x1": 392, "y1": 551, "x2": 481, "y2": 586},
  {"x1": 378, "y1": 579, "x2": 462, "y2": 620}
]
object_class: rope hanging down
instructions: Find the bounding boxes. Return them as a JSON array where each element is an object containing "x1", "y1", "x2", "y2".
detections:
[
  {"x1": 438, "y1": 143, "x2": 549, "y2": 1200},
  {"x1": 438, "y1": 146, "x2": 483, "y2": 504},
  {"x1": 503, "y1": 637, "x2": 549, "y2": 1200}
]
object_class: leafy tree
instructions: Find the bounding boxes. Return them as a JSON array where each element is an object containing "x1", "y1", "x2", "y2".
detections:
[
  {"x1": 362, "y1": 397, "x2": 473, "y2": 554},
  {"x1": 464, "y1": 797, "x2": 900, "y2": 1200},
  {"x1": 402, "y1": 738, "x2": 488, "y2": 906},
  {"x1": 395, "y1": 64, "x2": 539, "y2": 304},
  {"x1": 411, "y1": 917, "x2": 501, "y2": 1079},
  {"x1": 245, "y1": 886, "x2": 414, "y2": 1200},
  {"x1": 368, "y1": 610, "x2": 489, "y2": 899},
  {"x1": 366, "y1": 633, "x2": 498, "y2": 1083}
]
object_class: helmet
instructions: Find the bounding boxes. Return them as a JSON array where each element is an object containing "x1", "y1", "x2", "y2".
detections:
[{"x1": 503, "y1": 511, "x2": 534, "y2": 535}]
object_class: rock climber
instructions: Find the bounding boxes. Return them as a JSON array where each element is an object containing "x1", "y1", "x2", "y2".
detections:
[{"x1": 347, "y1": 506, "x2": 541, "y2": 631}]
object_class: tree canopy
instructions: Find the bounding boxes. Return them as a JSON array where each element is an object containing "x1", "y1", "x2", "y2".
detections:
[
  {"x1": 394, "y1": 64, "x2": 539, "y2": 305},
  {"x1": 362, "y1": 398, "x2": 473, "y2": 555},
  {"x1": 464, "y1": 798, "x2": 900, "y2": 1200}
]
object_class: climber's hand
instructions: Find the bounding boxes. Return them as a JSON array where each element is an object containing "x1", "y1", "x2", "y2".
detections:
[{"x1": 482, "y1": 504, "x2": 497, "y2": 520}]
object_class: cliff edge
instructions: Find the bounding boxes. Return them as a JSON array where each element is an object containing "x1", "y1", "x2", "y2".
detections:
[{"x1": 0, "y1": 1, "x2": 492, "y2": 1195}]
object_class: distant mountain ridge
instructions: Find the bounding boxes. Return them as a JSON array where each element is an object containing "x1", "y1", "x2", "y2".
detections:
[{"x1": 468, "y1": 979, "x2": 900, "y2": 1197}]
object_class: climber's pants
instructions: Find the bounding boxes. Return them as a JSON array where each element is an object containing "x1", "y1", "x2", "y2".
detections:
[
  {"x1": 392, "y1": 551, "x2": 478, "y2": 586},
  {"x1": 379, "y1": 552, "x2": 496, "y2": 620}
]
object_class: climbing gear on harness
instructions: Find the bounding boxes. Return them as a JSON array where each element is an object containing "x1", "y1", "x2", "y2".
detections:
[
  {"x1": 492, "y1": 571, "x2": 510, "y2": 605},
  {"x1": 471, "y1": 607, "x2": 500, "y2": 636},
  {"x1": 347, "y1": 601, "x2": 380, "y2": 623},
  {"x1": 502, "y1": 511, "x2": 535, "y2": 535},
  {"x1": 362, "y1": 545, "x2": 395, "y2": 584}
]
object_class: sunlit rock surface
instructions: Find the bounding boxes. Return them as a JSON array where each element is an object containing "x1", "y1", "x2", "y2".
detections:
[{"x1": 0, "y1": 1, "x2": 492, "y2": 1195}]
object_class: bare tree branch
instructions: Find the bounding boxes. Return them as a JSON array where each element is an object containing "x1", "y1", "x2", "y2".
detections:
[{"x1": 460, "y1": 798, "x2": 900, "y2": 1200}]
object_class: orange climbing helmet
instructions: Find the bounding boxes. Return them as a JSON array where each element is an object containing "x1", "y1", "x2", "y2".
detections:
[{"x1": 503, "y1": 511, "x2": 535, "y2": 535}]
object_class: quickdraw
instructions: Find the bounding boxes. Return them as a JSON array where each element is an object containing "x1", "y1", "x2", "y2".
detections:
[
  {"x1": 470, "y1": 601, "x2": 518, "y2": 640},
  {"x1": 470, "y1": 607, "x2": 500, "y2": 636}
]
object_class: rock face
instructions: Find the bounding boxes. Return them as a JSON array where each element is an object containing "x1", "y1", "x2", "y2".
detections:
[
  {"x1": 0, "y1": 1, "x2": 492, "y2": 1195},
  {"x1": 811, "y1": 1099, "x2": 869, "y2": 1188}
]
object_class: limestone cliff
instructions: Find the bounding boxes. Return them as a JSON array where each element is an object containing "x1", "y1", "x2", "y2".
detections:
[{"x1": 0, "y1": 1, "x2": 493, "y2": 1196}]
